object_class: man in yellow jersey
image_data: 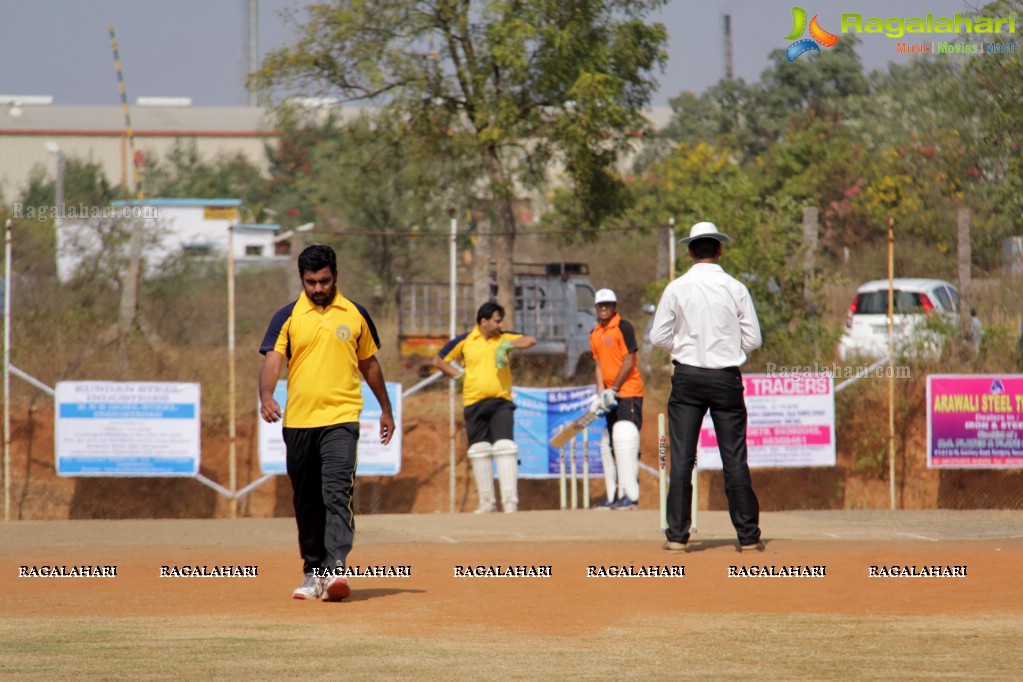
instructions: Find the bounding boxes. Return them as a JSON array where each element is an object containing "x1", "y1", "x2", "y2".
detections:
[
  {"x1": 432, "y1": 302, "x2": 537, "y2": 513},
  {"x1": 258, "y1": 244, "x2": 394, "y2": 601},
  {"x1": 589, "y1": 288, "x2": 645, "y2": 510}
]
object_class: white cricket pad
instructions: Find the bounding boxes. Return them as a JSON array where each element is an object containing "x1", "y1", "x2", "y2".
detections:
[
  {"x1": 467, "y1": 442, "x2": 495, "y2": 511},
  {"x1": 612, "y1": 420, "x2": 640, "y2": 501},
  {"x1": 491, "y1": 439, "x2": 519, "y2": 512},
  {"x1": 600, "y1": 429, "x2": 616, "y2": 503}
]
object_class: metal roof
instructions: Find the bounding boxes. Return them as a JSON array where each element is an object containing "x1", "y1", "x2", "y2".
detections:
[
  {"x1": 0, "y1": 105, "x2": 276, "y2": 134},
  {"x1": 113, "y1": 198, "x2": 243, "y2": 207},
  {"x1": 0, "y1": 104, "x2": 673, "y2": 134},
  {"x1": 234, "y1": 223, "x2": 280, "y2": 231}
]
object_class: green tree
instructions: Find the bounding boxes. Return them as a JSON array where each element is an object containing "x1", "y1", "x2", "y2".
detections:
[
  {"x1": 964, "y1": 0, "x2": 1023, "y2": 262},
  {"x1": 19, "y1": 157, "x2": 118, "y2": 214},
  {"x1": 661, "y1": 37, "x2": 869, "y2": 163},
  {"x1": 144, "y1": 140, "x2": 268, "y2": 220},
  {"x1": 11, "y1": 159, "x2": 134, "y2": 378},
  {"x1": 15, "y1": 158, "x2": 120, "y2": 280},
  {"x1": 253, "y1": 0, "x2": 668, "y2": 325},
  {"x1": 621, "y1": 141, "x2": 838, "y2": 365},
  {"x1": 840, "y1": 25, "x2": 1010, "y2": 273},
  {"x1": 288, "y1": 111, "x2": 471, "y2": 300}
]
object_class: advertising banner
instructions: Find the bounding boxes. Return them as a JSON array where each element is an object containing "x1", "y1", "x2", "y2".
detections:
[
  {"x1": 259, "y1": 381, "x2": 403, "y2": 476},
  {"x1": 698, "y1": 373, "x2": 836, "y2": 469},
  {"x1": 513, "y1": 385, "x2": 605, "y2": 478},
  {"x1": 927, "y1": 375, "x2": 1023, "y2": 468},
  {"x1": 55, "y1": 381, "x2": 201, "y2": 476}
]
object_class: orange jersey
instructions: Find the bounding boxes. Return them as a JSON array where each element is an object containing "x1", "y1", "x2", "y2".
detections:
[{"x1": 589, "y1": 313, "x2": 644, "y2": 398}]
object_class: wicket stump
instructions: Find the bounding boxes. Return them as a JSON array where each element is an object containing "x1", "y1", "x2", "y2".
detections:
[{"x1": 658, "y1": 413, "x2": 667, "y2": 531}]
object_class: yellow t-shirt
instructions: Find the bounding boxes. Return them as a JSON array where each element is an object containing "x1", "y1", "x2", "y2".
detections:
[
  {"x1": 439, "y1": 326, "x2": 523, "y2": 406},
  {"x1": 259, "y1": 290, "x2": 380, "y2": 427}
]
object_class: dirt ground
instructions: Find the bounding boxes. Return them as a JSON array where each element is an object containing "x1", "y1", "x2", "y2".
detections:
[{"x1": 2, "y1": 510, "x2": 1022, "y2": 680}]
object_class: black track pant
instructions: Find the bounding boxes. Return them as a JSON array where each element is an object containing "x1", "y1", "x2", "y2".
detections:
[{"x1": 283, "y1": 422, "x2": 359, "y2": 575}]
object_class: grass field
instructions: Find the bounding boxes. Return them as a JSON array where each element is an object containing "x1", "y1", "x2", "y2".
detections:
[{"x1": 3, "y1": 510, "x2": 1022, "y2": 681}]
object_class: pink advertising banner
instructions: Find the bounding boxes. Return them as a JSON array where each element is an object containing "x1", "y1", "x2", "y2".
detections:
[
  {"x1": 927, "y1": 375, "x2": 1023, "y2": 468},
  {"x1": 698, "y1": 373, "x2": 835, "y2": 469}
]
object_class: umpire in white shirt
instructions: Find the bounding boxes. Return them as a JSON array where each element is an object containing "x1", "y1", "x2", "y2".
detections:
[{"x1": 649, "y1": 221, "x2": 765, "y2": 553}]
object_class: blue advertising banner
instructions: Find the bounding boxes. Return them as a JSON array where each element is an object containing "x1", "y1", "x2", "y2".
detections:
[
  {"x1": 513, "y1": 385, "x2": 605, "y2": 479},
  {"x1": 258, "y1": 380, "x2": 403, "y2": 476}
]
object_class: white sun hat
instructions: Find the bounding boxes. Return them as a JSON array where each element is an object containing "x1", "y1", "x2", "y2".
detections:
[{"x1": 680, "y1": 221, "x2": 731, "y2": 244}]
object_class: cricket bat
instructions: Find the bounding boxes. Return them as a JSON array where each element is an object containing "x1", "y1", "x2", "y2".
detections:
[{"x1": 548, "y1": 405, "x2": 606, "y2": 450}]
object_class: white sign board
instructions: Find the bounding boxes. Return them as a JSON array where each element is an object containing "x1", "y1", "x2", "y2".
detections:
[
  {"x1": 258, "y1": 381, "x2": 402, "y2": 476},
  {"x1": 698, "y1": 373, "x2": 835, "y2": 469},
  {"x1": 55, "y1": 381, "x2": 201, "y2": 476}
]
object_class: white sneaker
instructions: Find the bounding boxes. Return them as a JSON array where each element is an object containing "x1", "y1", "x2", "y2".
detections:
[
  {"x1": 292, "y1": 573, "x2": 323, "y2": 600},
  {"x1": 503, "y1": 502, "x2": 518, "y2": 513},
  {"x1": 322, "y1": 575, "x2": 351, "y2": 602},
  {"x1": 474, "y1": 501, "x2": 496, "y2": 514}
]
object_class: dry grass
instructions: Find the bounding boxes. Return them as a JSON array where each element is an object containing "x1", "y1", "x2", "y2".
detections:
[{"x1": 2, "y1": 613, "x2": 1020, "y2": 681}]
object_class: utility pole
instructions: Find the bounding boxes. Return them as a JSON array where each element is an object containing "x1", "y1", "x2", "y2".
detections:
[
  {"x1": 247, "y1": 0, "x2": 259, "y2": 107},
  {"x1": 957, "y1": 208, "x2": 972, "y2": 349},
  {"x1": 63, "y1": 24, "x2": 162, "y2": 376},
  {"x1": 723, "y1": 15, "x2": 734, "y2": 80}
]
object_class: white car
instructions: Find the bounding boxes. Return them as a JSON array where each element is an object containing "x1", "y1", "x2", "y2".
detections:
[{"x1": 838, "y1": 278, "x2": 960, "y2": 361}]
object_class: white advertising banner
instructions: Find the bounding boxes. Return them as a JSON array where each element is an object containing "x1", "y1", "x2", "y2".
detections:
[
  {"x1": 55, "y1": 381, "x2": 201, "y2": 476},
  {"x1": 698, "y1": 373, "x2": 836, "y2": 469},
  {"x1": 258, "y1": 380, "x2": 402, "y2": 476}
]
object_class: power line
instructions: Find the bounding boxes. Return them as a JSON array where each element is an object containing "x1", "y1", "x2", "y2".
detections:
[{"x1": 300, "y1": 223, "x2": 665, "y2": 239}]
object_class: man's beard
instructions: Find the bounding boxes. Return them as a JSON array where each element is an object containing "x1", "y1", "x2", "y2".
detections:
[{"x1": 310, "y1": 289, "x2": 334, "y2": 306}]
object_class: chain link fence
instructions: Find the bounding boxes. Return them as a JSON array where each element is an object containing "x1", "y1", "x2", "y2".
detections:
[
  {"x1": 4, "y1": 349, "x2": 1022, "y2": 521},
  {"x1": 3, "y1": 220, "x2": 1022, "y2": 520}
]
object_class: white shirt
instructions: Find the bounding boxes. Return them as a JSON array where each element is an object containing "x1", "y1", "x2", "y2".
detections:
[{"x1": 649, "y1": 262, "x2": 762, "y2": 369}]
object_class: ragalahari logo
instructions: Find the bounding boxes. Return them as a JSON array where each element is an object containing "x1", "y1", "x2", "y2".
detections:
[{"x1": 784, "y1": 7, "x2": 839, "y2": 61}]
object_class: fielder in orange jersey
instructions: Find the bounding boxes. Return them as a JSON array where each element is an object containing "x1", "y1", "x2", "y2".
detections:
[{"x1": 589, "y1": 288, "x2": 644, "y2": 510}]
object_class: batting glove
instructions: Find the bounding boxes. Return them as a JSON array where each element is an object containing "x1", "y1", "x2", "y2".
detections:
[
  {"x1": 494, "y1": 339, "x2": 513, "y2": 369},
  {"x1": 600, "y1": 387, "x2": 619, "y2": 410}
]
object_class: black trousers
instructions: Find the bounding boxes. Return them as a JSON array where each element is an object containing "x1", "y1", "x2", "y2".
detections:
[
  {"x1": 283, "y1": 422, "x2": 359, "y2": 575},
  {"x1": 464, "y1": 397, "x2": 515, "y2": 445},
  {"x1": 666, "y1": 364, "x2": 760, "y2": 545}
]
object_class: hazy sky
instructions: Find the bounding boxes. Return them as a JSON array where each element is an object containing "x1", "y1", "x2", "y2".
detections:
[{"x1": 0, "y1": 0, "x2": 989, "y2": 108}]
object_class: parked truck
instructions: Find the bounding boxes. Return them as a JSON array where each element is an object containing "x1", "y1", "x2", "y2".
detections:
[{"x1": 397, "y1": 262, "x2": 598, "y2": 378}]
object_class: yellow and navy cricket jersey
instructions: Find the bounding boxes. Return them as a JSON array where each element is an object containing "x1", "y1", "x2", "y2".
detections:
[
  {"x1": 439, "y1": 326, "x2": 523, "y2": 406},
  {"x1": 259, "y1": 289, "x2": 381, "y2": 428},
  {"x1": 590, "y1": 313, "x2": 644, "y2": 398}
]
